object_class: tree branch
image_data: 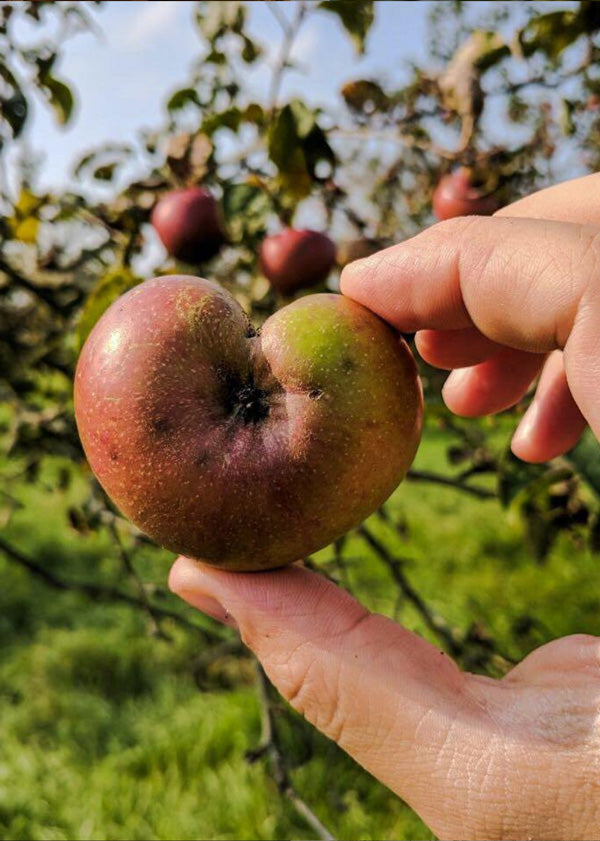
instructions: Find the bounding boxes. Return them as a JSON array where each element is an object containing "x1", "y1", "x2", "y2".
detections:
[
  {"x1": 0, "y1": 534, "x2": 225, "y2": 643},
  {"x1": 108, "y1": 520, "x2": 169, "y2": 640},
  {"x1": 406, "y1": 468, "x2": 497, "y2": 500},
  {"x1": 247, "y1": 662, "x2": 336, "y2": 841},
  {"x1": 357, "y1": 524, "x2": 463, "y2": 656},
  {"x1": 268, "y1": 1, "x2": 308, "y2": 110}
]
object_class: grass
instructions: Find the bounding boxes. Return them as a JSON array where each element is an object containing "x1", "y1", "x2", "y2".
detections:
[{"x1": 0, "y1": 417, "x2": 598, "y2": 840}]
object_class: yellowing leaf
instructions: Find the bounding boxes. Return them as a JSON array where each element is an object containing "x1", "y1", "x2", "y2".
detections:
[{"x1": 12, "y1": 216, "x2": 39, "y2": 244}]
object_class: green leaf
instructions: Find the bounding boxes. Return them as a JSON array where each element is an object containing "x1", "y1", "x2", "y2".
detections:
[
  {"x1": 241, "y1": 35, "x2": 261, "y2": 63},
  {"x1": 317, "y1": 0, "x2": 374, "y2": 54},
  {"x1": 268, "y1": 105, "x2": 311, "y2": 199},
  {"x1": 92, "y1": 163, "x2": 118, "y2": 181},
  {"x1": 205, "y1": 48, "x2": 227, "y2": 65},
  {"x1": 202, "y1": 107, "x2": 242, "y2": 135},
  {"x1": 243, "y1": 103, "x2": 265, "y2": 125},
  {"x1": 268, "y1": 101, "x2": 335, "y2": 200},
  {"x1": 202, "y1": 104, "x2": 264, "y2": 136},
  {"x1": 44, "y1": 75, "x2": 74, "y2": 125},
  {"x1": 196, "y1": 0, "x2": 245, "y2": 41},
  {"x1": 167, "y1": 87, "x2": 201, "y2": 112},
  {"x1": 76, "y1": 267, "x2": 142, "y2": 351},
  {"x1": 288, "y1": 100, "x2": 317, "y2": 138},
  {"x1": 34, "y1": 56, "x2": 74, "y2": 125},
  {"x1": 222, "y1": 182, "x2": 271, "y2": 241},
  {"x1": 497, "y1": 449, "x2": 548, "y2": 508},
  {"x1": 0, "y1": 64, "x2": 28, "y2": 137},
  {"x1": 2, "y1": 92, "x2": 28, "y2": 137},
  {"x1": 566, "y1": 429, "x2": 600, "y2": 498},
  {"x1": 519, "y1": 11, "x2": 583, "y2": 60},
  {"x1": 73, "y1": 144, "x2": 133, "y2": 179},
  {"x1": 341, "y1": 79, "x2": 390, "y2": 113}
]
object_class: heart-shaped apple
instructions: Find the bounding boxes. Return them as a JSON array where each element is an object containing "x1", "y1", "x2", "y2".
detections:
[{"x1": 74, "y1": 276, "x2": 422, "y2": 570}]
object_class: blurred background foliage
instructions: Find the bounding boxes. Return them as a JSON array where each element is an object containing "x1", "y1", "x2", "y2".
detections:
[{"x1": 2, "y1": 2, "x2": 600, "y2": 839}]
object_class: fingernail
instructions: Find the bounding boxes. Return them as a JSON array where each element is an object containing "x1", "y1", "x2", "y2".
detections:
[
  {"x1": 512, "y1": 401, "x2": 539, "y2": 451},
  {"x1": 441, "y1": 367, "x2": 470, "y2": 404},
  {"x1": 168, "y1": 563, "x2": 238, "y2": 628},
  {"x1": 177, "y1": 590, "x2": 238, "y2": 628}
]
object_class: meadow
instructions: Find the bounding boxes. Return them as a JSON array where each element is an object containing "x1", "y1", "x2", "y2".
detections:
[{"x1": 1, "y1": 416, "x2": 597, "y2": 841}]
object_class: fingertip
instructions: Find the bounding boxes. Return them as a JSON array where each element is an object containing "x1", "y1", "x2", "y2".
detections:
[
  {"x1": 168, "y1": 555, "x2": 199, "y2": 596},
  {"x1": 340, "y1": 255, "x2": 375, "y2": 300},
  {"x1": 510, "y1": 352, "x2": 587, "y2": 462},
  {"x1": 510, "y1": 403, "x2": 542, "y2": 462}
]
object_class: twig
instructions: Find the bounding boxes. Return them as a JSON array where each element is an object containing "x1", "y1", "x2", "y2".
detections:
[
  {"x1": 268, "y1": 1, "x2": 308, "y2": 110},
  {"x1": 357, "y1": 524, "x2": 463, "y2": 656},
  {"x1": 266, "y1": 1, "x2": 292, "y2": 37},
  {"x1": 248, "y1": 663, "x2": 336, "y2": 841},
  {"x1": 108, "y1": 520, "x2": 168, "y2": 639},
  {"x1": 0, "y1": 535, "x2": 225, "y2": 643},
  {"x1": 406, "y1": 468, "x2": 497, "y2": 500}
]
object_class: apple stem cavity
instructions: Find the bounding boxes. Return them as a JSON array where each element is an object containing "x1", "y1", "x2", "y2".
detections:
[{"x1": 224, "y1": 376, "x2": 271, "y2": 425}]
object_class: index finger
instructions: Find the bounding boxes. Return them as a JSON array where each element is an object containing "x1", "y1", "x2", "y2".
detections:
[{"x1": 340, "y1": 215, "x2": 597, "y2": 353}]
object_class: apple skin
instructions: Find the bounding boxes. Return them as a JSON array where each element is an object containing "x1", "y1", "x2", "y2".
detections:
[
  {"x1": 260, "y1": 228, "x2": 337, "y2": 295},
  {"x1": 433, "y1": 169, "x2": 499, "y2": 221},
  {"x1": 151, "y1": 187, "x2": 224, "y2": 264},
  {"x1": 74, "y1": 275, "x2": 422, "y2": 571}
]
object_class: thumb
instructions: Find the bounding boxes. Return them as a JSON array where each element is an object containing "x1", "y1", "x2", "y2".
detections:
[{"x1": 169, "y1": 556, "x2": 488, "y2": 827}]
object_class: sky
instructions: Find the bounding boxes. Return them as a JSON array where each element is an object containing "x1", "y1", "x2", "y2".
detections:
[{"x1": 14, "y1": 0, "x2": 432, "y2": 190}]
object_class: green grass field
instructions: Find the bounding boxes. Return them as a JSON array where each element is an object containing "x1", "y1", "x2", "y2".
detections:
[{"x1": 1, "y1": 419, "x2": 598, "y2": 841}]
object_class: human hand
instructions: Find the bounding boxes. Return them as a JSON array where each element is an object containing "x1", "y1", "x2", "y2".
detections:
[{"x1": 170, "y1": 175, "x2": 600, "y2": 840}]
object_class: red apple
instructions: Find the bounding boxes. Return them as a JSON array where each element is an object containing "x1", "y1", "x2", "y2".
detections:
[
  {"x1": 74, "y1": 275, "x2": 422, "y2": 571},
  {"x1": 433, "y1": 169, "x2": 499, "y2": 221},
  {"x1": 586, "y1": 93, "x2": 600, "y2": 111},
  {"x1": 151, "y1": 187, "x2": 224, "y2": 264},
  {"x1": 260, "y1": 228, "x2": 337, "y2": 295}
]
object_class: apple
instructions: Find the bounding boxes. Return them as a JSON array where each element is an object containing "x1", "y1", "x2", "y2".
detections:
[
  {"x1": 260, "y1": 228, "x2": 337, "y2": 295},
  {"x1": 433, "y1": 168, "x2": 499, "y2": 221},
  {"x1": 586, "y1": 93, "x2": 600, "y2": 111},
  {"x1": 74, "y1": 275, "x2": 422, "y2": 571},
  {"x1": 336, "y1": 238, "x2": 382, "y2": 268},
  {"x1": 151, "y1": 187, "x2": 224, "y2": 264}
]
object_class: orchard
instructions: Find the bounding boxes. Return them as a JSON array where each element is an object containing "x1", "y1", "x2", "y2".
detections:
[{"x1": 2, "y1": 3, "x2": 600, "y2": 840}]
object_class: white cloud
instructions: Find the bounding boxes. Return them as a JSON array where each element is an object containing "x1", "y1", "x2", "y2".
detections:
[{"x1": 114, "y1": 1, "x2": 189, "y2": 52}]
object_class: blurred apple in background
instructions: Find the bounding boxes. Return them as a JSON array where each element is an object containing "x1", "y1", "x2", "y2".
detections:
[
  {"x1": 151, "y1": 187, "x2": 225, "y2": 263},
  {"x1": 433, "y1": 168, "x2": 499, "y2": 221},
  {"x1": 260, "y1": 228, "x2": 337, "y2": 294}
]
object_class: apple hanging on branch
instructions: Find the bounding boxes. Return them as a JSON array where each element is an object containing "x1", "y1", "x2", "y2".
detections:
[
  {"x1": 432, "y1": 167, "x2": 500, "y2": 221},
  {"x1": 74, "y1": 276, "x2": 422, "y2": 571},
  {"x1": 151, "y1": 187, "x2": 225, "y2": 264},
  {"x1": 260, "y1": 228, "x2": 337, "y2": 295}
]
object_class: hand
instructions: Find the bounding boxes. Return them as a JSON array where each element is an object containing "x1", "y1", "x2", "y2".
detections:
[{"x1": 170, "y1": 174, "x2": 600, "y2": 841}]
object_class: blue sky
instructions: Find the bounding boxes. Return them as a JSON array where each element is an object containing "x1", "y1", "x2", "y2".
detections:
[
  {"x1": 12, "y1": 0, "x2": 580, "y2": 193},
  {"x1": 18, "y1": 1, "x2": 431, "y2": 189}
]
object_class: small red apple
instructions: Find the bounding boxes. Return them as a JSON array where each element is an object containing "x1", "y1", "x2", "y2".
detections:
[
  {"x1": 151, "y1": 187, "x2": 224, "y2": 264},
  {"x1": 74, "y1": 275, "x2": 422, "y2": 571},
  {"x1": 433, "y1": 169, "x2": 499, "y2": 221},
  {"x1": 586, "y1": 93, "x2": 600, "y2": 111},
  {"x1": 260, "y1": 228, "x2": 337, "y2": 295}
]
